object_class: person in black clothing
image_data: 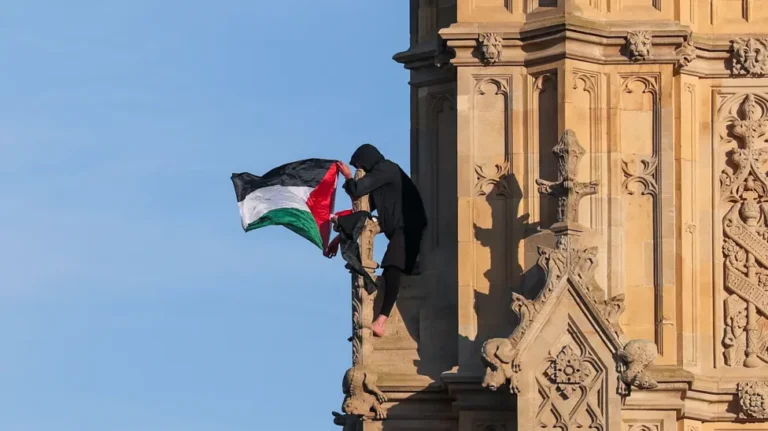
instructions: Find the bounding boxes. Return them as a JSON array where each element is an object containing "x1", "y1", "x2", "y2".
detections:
[{"x1": 330, "y1": 144, "x2": 427, "y2": 337}]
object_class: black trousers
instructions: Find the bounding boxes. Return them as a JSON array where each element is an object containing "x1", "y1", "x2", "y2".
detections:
[{"x1": 379, "y1": 227, "x2": 423, "y2": 317}]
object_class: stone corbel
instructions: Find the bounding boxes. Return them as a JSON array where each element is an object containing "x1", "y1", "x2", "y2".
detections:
[
  {"x1": 627, "y1": 31, "x2": 653, "y2": 62},
  {"x1": 478, "y1": 33, "x2": 503, "y2": 65}
]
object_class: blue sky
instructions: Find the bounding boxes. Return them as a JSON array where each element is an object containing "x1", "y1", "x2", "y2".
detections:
[{"x1": 0, "y1": 1, "x2": 410, "y2": 429}]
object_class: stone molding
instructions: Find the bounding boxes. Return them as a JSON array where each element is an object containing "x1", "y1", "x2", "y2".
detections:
[
  {"x1": 395, "y1": 20, "x2": 768, "y2": 78},
  {"x1": 432, "y1": 366, "x2": 768, "y2": 423}
]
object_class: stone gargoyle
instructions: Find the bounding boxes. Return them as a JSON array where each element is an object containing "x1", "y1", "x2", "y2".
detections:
[
  {"x1": 339, "y1": 366, "x2": 387, "y2": 420},
  {"x1": 480, "y1": 292, "x2": 538, "y2": 394},
  {"x1": 616, "y1": 339, "x2": 659, "y2": 396},
  {"x1": 481, "y1": 338, "x2": 521, "y2": 394}
]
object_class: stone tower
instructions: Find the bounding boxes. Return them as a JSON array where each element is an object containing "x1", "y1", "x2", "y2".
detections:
[{"x1": 333, "y1": 1, "x2": 768, "y2": 430}]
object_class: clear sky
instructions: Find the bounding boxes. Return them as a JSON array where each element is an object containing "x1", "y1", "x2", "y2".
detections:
[{"x1": 0, "y1": 2, "x2": 410, "y2": 430}]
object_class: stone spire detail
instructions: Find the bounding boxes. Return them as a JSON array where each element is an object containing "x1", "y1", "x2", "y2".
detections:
[
  {"x1": 536, "y1": 129, "x2": 599, "y2": 239},
  {"x1": 481, "y1": 129, "x2": 658, "y2": 404}
]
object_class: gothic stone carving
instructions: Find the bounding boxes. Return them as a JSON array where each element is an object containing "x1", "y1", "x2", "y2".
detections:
[
  {"x1": 616, "y1": 339, "x2": 659, "y2": 397},
  {"x1": 738, "y1": 381, "x2": 768, "y2": 419},
  {"x1": 479, "y1": 33, "x2": 503, "y2": 65},
  {"x1": 720, "y1": 94, "x2": 768, "y2": 368},
  {"x1": 731, "y1": 38, "x2": 768, "y2": 76},
  {"x1": 536, "y1": 129, "x2": 599, "y2": 225},
  {"x1": 339, "y1": 366, "x2": 387, "y2": 420},
  {"x1": 537, "y1": 331, "x2": 606, "y2": 430},
  {"x1": 622, "y1": 155, "x2": 659, "y2": 196},
  {"x1": 627, "y1": 31, "x2": 652, "y2": 62},
  {"x1": 544, "y1": 344, "x2": 594, "y2": 399},
  {"x1": 676, "y1": 33, "x2": 697, "y2": 69},
  {"x1": 481, "y1": 292, "x2": 538, "y2": 393},
  {"x1": 475, "y1": 160, "x2": 510, "y2": 197},
  {"x1": 480, "y1": 130, "x2": 657, "y2": 398}
]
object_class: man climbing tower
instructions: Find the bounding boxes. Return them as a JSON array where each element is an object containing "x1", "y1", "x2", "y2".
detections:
[{"x1": 335, "y1": 144, "x2": 427, "y2": 337}]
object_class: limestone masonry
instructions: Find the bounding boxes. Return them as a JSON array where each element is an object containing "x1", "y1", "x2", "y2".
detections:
[{"x1": 333, "y1": 1, "x2": 768, "y2": 430}]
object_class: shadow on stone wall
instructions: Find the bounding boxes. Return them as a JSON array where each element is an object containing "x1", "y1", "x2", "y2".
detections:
[
  {"x1": 375, "y1": 176, "x2": 537, "y2": 429},
  {"x1": 472, "y1": 175, "x2": 543, "y2": 369}
]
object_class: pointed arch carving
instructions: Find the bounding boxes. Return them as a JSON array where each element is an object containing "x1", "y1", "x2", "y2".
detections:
[{"x1": 476, "y1": 78, "x2": 509, "y2": 96}]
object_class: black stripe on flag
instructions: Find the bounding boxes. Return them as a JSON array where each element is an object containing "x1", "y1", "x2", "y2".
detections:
[{"x1": 231, "y1": 158, "x2": 336, "y2": 203}]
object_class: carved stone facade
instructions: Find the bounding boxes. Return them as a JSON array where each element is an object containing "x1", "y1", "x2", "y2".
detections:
[
  {"x1": 720, "y1": 94, "x2": 768, "y2": 369},
  {"x1": 332, "y1": 0, "x2": 768, "y2": 430}
]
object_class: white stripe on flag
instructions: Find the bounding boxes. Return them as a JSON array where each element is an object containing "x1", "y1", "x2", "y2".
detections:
[{"x1": 237, "y1": 185, "x2": 314, "y2": 229}]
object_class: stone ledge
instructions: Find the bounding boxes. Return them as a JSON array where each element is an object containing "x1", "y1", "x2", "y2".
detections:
[{"x1": 394, "y1": 17, "x2": 768, "y2": 77}]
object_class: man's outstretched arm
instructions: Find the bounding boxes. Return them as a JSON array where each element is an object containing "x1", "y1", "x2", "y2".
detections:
[{"x1": 338, "y1": 162, "x2": 392, "y2": 198}]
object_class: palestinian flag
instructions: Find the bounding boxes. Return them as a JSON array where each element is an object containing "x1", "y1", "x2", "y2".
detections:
[{"x1": 232, "y1": 159, "x2": 339, "y2": 250}]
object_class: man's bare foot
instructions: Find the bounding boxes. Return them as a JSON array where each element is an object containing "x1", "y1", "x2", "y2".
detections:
[{"x1": 371, "y1": 315, "x2": 388, "y2": 337}]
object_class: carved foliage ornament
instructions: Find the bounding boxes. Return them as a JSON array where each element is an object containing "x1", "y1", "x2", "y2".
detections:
[
  {"x1": 479, "y1": 33, "x2": 503, "y2": 65},
  {"x1": 475, "y1": 159, "x2": 510, "y2": 197},
  {"x1": 731, "y1": 38, "x2": 768, "y2": 76},
  {"x1": 676, "y1": 32, "x2": 697, "y2": 69},
  {"x1": 720, "y1": 94, "x2": 768, "y2": 368},
  {"x1": 544, "y1": 344, "x2": 594, "y2": 399},
  {"x1": 622, "y1": 155, "x2": 659, "y2": 196},
  {"x1": 738, "y1": 381, "x2": 768, "y2": 419},
  {"x1": 627, "y1": 31, "x2": 652, "y2": 62},
  {"x1": 537, "y1": 333, "x2": 606, "y2": 430}
]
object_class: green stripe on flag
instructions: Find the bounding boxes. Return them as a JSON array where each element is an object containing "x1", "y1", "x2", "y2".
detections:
[{"x1": 245, "y1": 207, "x2": 323, "y2": 250}]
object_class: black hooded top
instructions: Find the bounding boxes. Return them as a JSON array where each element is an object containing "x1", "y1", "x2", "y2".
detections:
[{"x1": 342, "y1": 144, "x2": 427, "y2": 238}]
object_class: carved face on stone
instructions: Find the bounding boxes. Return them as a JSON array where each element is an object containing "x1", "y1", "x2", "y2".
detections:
[
  {"x1": 627, "y1": 31, "x2": 652, "y2": 61},
  {"x1": 479, "y1": 33, "x2": 503, "y2": 64},
  {"x1": 482, "y1": 366, "x2": 507, "y2": 391}
]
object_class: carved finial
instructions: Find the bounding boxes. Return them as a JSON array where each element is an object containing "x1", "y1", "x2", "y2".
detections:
[
  {"x1": 734, "y1": 94, "x2": 768, "y2": 150},
  {"x1": 627, "y1": 30, "x2": 652, "y2": 62},
  {"x1": 536, "y1": 130, "x2": 599, "y2": 231},
  {"x1": 731, "y1": 38, "x2": 768, "y2": 76},
  {"x1": 479, "y1": 33, "x2": 503, "y2": 65}
]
